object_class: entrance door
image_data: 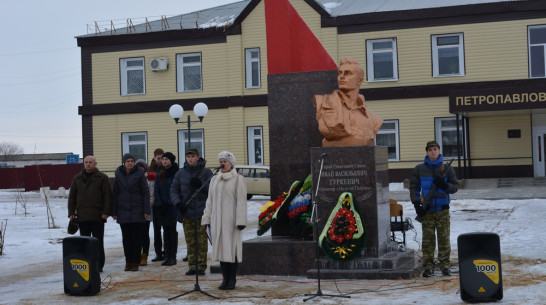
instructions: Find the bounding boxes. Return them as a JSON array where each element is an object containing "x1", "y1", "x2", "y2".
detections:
[{"x1": 532, "y1": 126, "x2": 546, "y2": 176}]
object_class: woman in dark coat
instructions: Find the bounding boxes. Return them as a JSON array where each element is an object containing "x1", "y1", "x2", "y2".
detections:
[
  {"x1": 112, "y1": 153, "x2": 151, "y2": 271},
  {"x1": 154, "y1": 152, "x2": 180, "y2": 266}
]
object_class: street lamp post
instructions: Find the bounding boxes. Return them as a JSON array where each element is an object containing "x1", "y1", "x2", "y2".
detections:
[
  {"x1": 169, "y1": 102, "x2": 208, "y2": 152},
  {"x1": 167, "y1": 101, "x2": 216, "y2": 301}
]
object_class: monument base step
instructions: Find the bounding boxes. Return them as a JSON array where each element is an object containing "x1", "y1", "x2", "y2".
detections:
[{"x1": 307, "y1": 249, "x2": 423, "y2": 280}]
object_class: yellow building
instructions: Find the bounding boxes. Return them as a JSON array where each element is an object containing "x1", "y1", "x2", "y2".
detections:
[{"x1": 77, "y1": 0, "x2": 546, "y2": 181}]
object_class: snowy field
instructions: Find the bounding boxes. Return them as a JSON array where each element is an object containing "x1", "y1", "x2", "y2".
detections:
[{"x1": 0, "y1": 185, "x2": 545, "y2": 304}]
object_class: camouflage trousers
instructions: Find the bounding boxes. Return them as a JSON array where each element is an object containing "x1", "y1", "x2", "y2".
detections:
[
  {"x1": 183, "y1": 218, "x2": 209, "y2": 271},
  {"x1": 421, "y1": 209, "x2": 451, "y2": 270}
]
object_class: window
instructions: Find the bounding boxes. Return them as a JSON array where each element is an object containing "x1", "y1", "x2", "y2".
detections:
[
  {"x1": 435, "y1": 117, "x2": 466, "y2": 158},
  {"x1": 529, "y1": 25, "x2": 546, "y2": 78},
  {"x1": 178, "y1": 129, "x2": 204, "y2": 158},
  {"x1": 366, "y1": 38, "x2": 398, "y2": 81},
  {"x1": 177, "y1": 53, "x2": 202, "y2": 92},
  {"x1": 120, "y1": 57, "x2": 145, "y2": 95},
  {"x1": 245, "y1": 48, "x2": 261, "y2": 88},
  {"x1": 432, "y1": 33, "x2": 465, "y2": 77},
  {"x1": 375, "y1": 120, "x2": 399, "y2": 161},
  {"x1": 247, "y1": 126, "x2": 263, "y2": 165},
  {"x1": 122, "y1": 132, "x2": 147, "y2": 161}
]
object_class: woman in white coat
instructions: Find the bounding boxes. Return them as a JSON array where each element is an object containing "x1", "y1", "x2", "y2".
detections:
[{"x1": 202, "y1": 151, "x2": 247, "y2": 290}]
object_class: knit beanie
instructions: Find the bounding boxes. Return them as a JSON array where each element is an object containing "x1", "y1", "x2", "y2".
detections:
[
  {"x1": 217, "y1": 151, "x2": 236, "y2": 168},
  {"x1": 135, "y1": 159, "x2": 147, "y2": 170},
  {"x1": 162, "y1": 152, "x2": 176, "y2": 164},
  {"x1": 122, "y1": 153, "x2": 135, "y2": 164}
]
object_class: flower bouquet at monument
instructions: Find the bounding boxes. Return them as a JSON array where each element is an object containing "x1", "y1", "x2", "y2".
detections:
[
  {"x1": 319, "y1": 192, "x2": 366, "y2": 261},
  {"x1": 257, "y1": 180, "x2": 303, "y2": 236},
  {"x1": 287, "y1": 175, "x2": 314, "y2": 237}
]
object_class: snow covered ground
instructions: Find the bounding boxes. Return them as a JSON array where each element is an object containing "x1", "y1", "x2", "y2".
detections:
[{"x1": 0, "y1": 185, "x2": 545, "y2": 304}]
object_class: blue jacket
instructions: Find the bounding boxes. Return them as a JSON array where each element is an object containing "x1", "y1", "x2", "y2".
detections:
[{"x1": 409, "y1": 154, "x2": 458, "y2": 211}]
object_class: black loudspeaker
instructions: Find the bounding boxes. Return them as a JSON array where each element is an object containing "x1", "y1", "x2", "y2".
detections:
[
  {"x1": 457, "y1": 232, "x2": 503, "y2": 302},
  {"x1": 63, "y1": 236, "x2": 101, "y2": 295}
]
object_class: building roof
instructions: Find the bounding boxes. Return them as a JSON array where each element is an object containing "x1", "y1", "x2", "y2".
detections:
[
  {"x1": 78, "y1": 0, "x2": 528, "y2": 38},
  {"x1": 315, "y1": 0, "x2": 526, "y2": 16},
  {"x1": 79, "y1": 0, "x2": 251, "y2": 38},
  {"x1": 3, "y1": 153, "x2": 74, "y2": 162}
]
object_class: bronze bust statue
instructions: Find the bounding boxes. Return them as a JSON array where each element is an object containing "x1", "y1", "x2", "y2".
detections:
[{"x1": 313, "y1": 58, "x2": 383, "y2": 147}]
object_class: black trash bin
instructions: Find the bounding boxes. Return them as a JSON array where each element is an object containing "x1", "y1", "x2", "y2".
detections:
[
  {"x1": 63, "y1": 236, "x2": 101, "y2": 295},
  {"x1": 457, "y1": 232, "x2": 503, "y2": 302}
]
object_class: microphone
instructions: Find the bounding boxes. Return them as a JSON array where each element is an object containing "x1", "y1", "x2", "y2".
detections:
[
  {"x1": 214, "y1": 164, "x2": 225, "y2": 170},
  {"x1": 320, "y1": 152, "x2": 327, "y2": 159}
]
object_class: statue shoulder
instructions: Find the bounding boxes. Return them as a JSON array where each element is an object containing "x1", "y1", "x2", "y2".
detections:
[{"x1": 314, "y1": 90, "x2": 339, "y2": 109}]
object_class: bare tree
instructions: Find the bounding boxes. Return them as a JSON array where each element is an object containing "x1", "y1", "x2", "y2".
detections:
[
  {"x1": 0, "y1": 219, "x2": 7, "y2": 255},
  {"x1": 33, "y1": 145, "x2": 57, "y2": 229},
  {"x1": 0, "y1": 141, "x2": 23, "y2": 161},
  {"x1": 14, "y1": 189, "x2": 28, "y2": 216}
]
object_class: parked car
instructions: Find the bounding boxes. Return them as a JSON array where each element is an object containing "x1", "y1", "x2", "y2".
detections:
[{"x1": 236, "y1": 165, "x2": 270, "y2": 199}]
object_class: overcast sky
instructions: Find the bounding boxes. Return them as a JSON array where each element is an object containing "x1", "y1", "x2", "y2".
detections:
[{"x1": 0, "y1": 0, "x2": 241, "y2": 156}]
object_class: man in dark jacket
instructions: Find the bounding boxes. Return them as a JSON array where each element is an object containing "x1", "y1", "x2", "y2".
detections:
[
  {"x1": 68, "y1": 155, "x2": 113, "y2": 272},
  {"x1": 410, "y1": 141, "x2": 458, "y2": 277},
  {"x1": 170, "y1": 148, "x2": 213, "y2": 275}
]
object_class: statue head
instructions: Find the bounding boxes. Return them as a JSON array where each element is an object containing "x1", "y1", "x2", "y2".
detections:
[{"x1": 337, "y1": 58, "x2": 364, "y2": 92}]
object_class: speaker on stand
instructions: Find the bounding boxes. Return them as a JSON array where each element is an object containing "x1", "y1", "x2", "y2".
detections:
[
  {"x1": 63, "y1": 236, "x2": 101, "y2": 295},
  {"x1": 457, "y1": 232, "x2": 503, "y2": 302}
]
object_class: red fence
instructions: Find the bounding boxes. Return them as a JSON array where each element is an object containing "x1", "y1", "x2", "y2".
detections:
[{"x1": 0, "y1": 164, "x2": 83, "y2": 191}]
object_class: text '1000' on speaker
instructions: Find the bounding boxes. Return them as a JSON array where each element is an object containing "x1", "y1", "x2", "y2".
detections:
[
  {"x1": 457, "y1": 232, "x2": 503, "y2": 302},
  {"x1": 63, "y1": 236, "x2": 100, "y2": 295}
]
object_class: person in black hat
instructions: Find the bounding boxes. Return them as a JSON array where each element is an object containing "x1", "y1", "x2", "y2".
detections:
[
  {"x1": 409, "y1": 140, "x2": 458, "y2": 277},
  {"x1": 153, "y1": 152, "x2": 180, "y2": 266},
  {"x1": 112, "y1": 153, "x2": 151, "y2": 271},
  {"x1": 170, "y1": 148, "x2": 213, "y2": 276}
]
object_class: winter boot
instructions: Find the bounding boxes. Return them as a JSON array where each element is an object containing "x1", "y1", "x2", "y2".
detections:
[
  {"x1": 130, "y1": 262, "x2": 139, "y2": 271},
  {"x1": 124, "y1": 263, "x2": 131, "y2": 272},
  {"x1": 224, "y1": 262, "x2": 238, "y2": 290},
  {"x1": 151, "y1": 251, "x2": 164, "y2": 262},
  {"x1": 162, "y1": 233, "x2": 171, "y2": 266},
  {"x1": 140, "y1": 253, "x2": 148, "y2": 266},
  {"x1": 162, "y1": 230, "x2": 178, "y2": 266},
  {"x1": 219, "y1": 262, "x2": 229, "y2": 290}
]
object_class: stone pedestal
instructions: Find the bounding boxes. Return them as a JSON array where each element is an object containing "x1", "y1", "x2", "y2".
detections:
[
  {"x1": 304, "y1": 146, "x2": 422, "y2": 279},
  {"x1": 237, "y1": 237, "x2": 316, "y2": 276},
  {"x1": 310, "y1": 146, "x2": 390, "y2": 257},
  {"x1": 268, "y1": 71, "x2": 336, "y2": 236}
]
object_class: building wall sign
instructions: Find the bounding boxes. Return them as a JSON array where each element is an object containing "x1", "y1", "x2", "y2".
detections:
[{"x1": 449, "y1": 86, "x2": 546, "y2": 114}]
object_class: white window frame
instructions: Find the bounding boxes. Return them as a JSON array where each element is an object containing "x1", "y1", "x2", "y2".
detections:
[
  {"x1": 529, "y1": 25, "x2": 546, "y2": 78},
  {"x1": 434, "y1": 117, "x2": 466, "y2": 159},
  {"x1": 366, "y1": 38, "x2": 398, "y2": 82},
  {"x1": 247, "y1": 126, "x2": 264, "y2": 165},
  {"x1": 432, "y1": 33, "x2": 465, "y2": 77},
  {"x1": 375, "y1": 120, "x2": 400, "y2": 161},
  {"x1": 178, "y1": 129, "x2": 204, "y2": 158},
  {"x1": 245, "y1": 48, "x2": 261, "y2": 88},
  {"x1": 120, "y1": 57, "x2": 145, "y2": 96},
  {"x1": 121, "y1": 132, "x2": 148, "y2": 162},
  {"x1": 176, "y1": 52, "x2": 202, "y2": 92}
]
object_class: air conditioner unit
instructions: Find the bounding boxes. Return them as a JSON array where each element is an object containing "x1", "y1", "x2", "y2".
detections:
[{"x1": 150, "y1": 57, "x2": 168, "y2": 71}]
